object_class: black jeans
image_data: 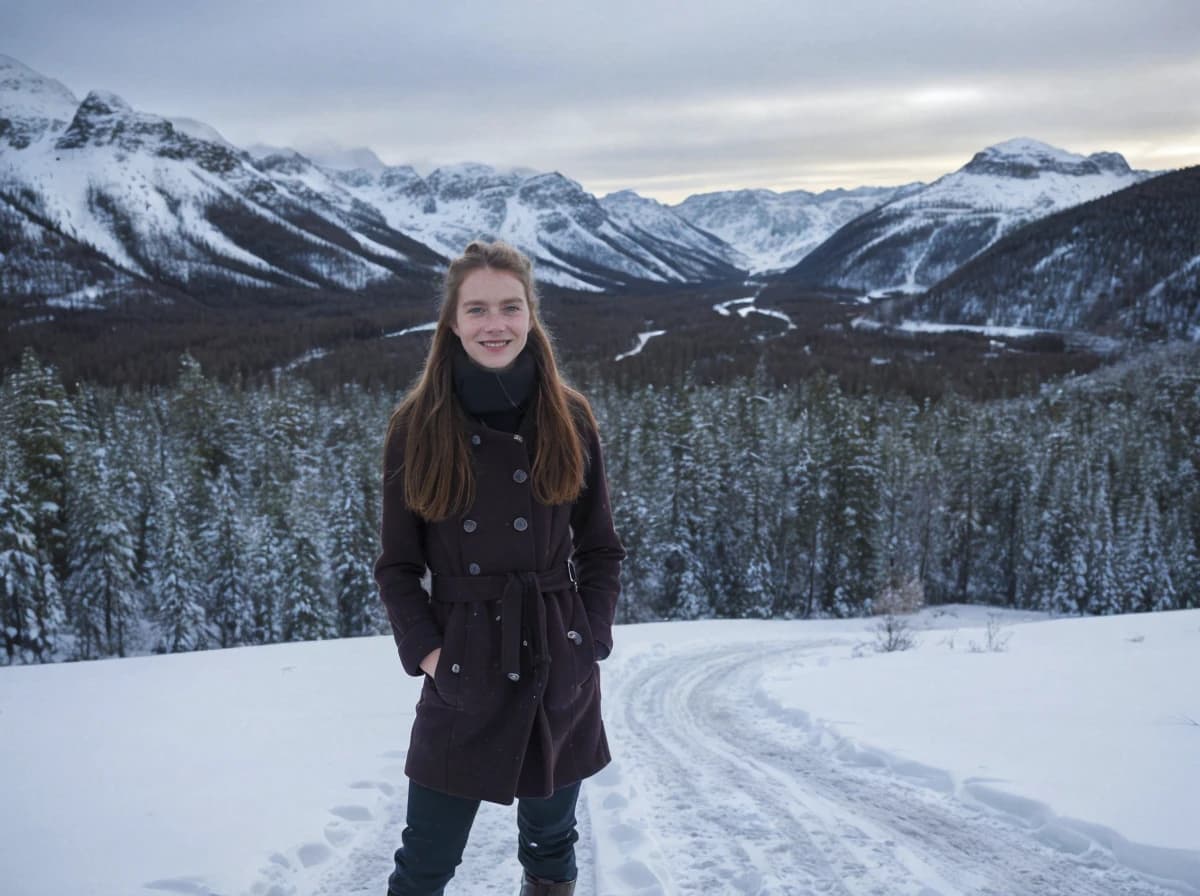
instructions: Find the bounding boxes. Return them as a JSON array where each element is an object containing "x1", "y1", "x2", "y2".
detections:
[{"x1": 387, "y1": 779, "x2": 581, "y2": 895}]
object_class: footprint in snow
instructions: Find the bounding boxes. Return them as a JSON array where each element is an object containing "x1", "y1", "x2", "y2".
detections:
[
  {"x1": 614, "y1": 859, "x2": 667, "y2": 894},
  {"x1": 349, "y1": 779, "x2": 396, "y2": 796},
  {"x1": 329, "y1": 804, "x2": 372, "y2": 822},
  {"x1": 324, "y1": 821, "x2": 353, "y2": 846},
  {"x1": 602, "y1": 792, "x2": 628, "y2": 809},
  {"x1": 297, "y1": 841, "x2": 332, "y2": 867}
]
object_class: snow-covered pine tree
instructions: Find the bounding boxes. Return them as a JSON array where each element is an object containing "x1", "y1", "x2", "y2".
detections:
[
  {"x1": 65, "y1": 444, "x2": 139, "y2": 658},
  {"x1": 282, "y1": 483, "x2": 335, "y2": 642},
  {"x1": 931, "y1": 394, "x2": 985, "y2": 605},
  {"x1": 149, "y1": 479, "x2": 209, "y2": 653},
  {"x1": 976, "y1": 412, "x2": 1028, "y2": 607},
  {"x1": 202, "y1": 467, "x2": 249, "y2": 647},
  {"x1": 6, "y1": 348, "x2": 71, "y2": 585},
  {"x1": 1, "y1": 467, "x2": 65, "y2": 662},
  {"x1": 818, "y1": 386, "x2": 881, "y2": 617},
  {"x1": 244, "y1": 512, "x2": 285, "y2": 644},
  {"x1": 331, "y1": 470, "x2": 382, "y2": 637}
]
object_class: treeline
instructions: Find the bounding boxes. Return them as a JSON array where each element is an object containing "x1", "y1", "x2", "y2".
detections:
[
  {"x1": 597, "y1": 356, "x2": 1198, "y2": 620},
  {"x1": 2, "y1": 344, "x2": 1196, "y2": 664}
]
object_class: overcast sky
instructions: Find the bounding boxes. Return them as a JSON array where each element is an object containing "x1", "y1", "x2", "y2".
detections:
[{"x1": 6, "y1": 0, "x2": 1199, "y2": 203}]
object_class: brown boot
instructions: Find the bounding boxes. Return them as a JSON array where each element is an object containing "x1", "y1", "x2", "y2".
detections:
[{"x1": 519, "y1": 870, "x2": 576, "y2": 895}]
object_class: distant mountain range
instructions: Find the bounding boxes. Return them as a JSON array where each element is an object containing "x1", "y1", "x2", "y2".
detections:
[{"x1": 1, "y1": 54, "x2": 1195, "y2": 339}]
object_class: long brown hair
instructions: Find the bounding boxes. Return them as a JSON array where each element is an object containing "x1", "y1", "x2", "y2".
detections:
[{"x1": 385, "y1": 240, "x2": 597, "y2": 521}]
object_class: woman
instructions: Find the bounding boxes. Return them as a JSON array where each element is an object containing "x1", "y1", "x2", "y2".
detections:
[{"x1": 375, "y1": 240, "x2": 625, "y2": 896}]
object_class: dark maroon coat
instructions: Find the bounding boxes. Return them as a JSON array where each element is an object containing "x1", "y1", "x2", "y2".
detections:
[{"x1": 374, "y1": 399, "x2": 625, "y2": 805}]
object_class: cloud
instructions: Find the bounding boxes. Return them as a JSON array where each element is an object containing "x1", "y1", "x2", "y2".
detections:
[{"x1": 4, "y1": 0, "x2": 1198, "y2": 201}]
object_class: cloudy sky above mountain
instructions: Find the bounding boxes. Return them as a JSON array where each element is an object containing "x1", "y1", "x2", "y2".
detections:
[{"x1": 5, "y1": 0, "x2": 1198, "y2": 202}]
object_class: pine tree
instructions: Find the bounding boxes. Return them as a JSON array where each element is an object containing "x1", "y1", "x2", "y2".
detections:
[
  {"x1": 7, "y1": 349, "x2": 71, "y2": 585},
  {"x1": 202, "y1": 467, "x2": 249, "y2": 648},
  {"x1": 281, "y1": 465, "x2": 335, "y2": 642},
  {"x1": 65, "y1": 444, "x2": 139, "y2": 658},
  {"x1": 819, "y1": 388, "x2": 881, "y2": 616},
  {"x1": 1, "y1": 469, "x2": 65, "y2": 662},
  {"x1": 151, "y1": 481, "x2": 209, "y2": 652},
  {"x1": 331, "y1": 470, "x2": 382, "y2": 637}
]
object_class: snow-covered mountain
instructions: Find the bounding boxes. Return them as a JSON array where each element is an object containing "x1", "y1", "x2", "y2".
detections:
[
  {"x1": 0, "y1": 55, "x2": 446, "y2": 304},
  {"x1": 0, "y1": 56, "x2": 745, "y2": 308},
  {"x1": 911, "y1": 165, "x2": 1200, "y2": 338},
  {"x1": 332, "y1": 164, "x2": 743, "y2": 289},
  {"x1": 785, "y1": 138, "x2": 1156, "y2": 294},
  {"x1": 599, "y1": 189, "x2": 745, "y2": 280},
  {"x1": 2, "y1": 54, "x2": 1182, "y2": 313},
  {"x1": 673, "y1": 184, "x2": 919, "y2": 274}
]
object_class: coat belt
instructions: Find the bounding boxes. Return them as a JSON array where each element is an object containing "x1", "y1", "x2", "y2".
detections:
[{"x1": 431, "y1": 564, "x2": 576, "y2": 683}]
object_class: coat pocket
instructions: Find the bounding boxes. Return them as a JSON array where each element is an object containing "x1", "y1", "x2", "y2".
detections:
[
  {"x1": 568, "y1": 591, "x2": 599, "y2": 680},
  {"x1": 544, "y1": 590, "x2": 598, "y2": 711},
  {"x1": 429, "y1": 604, "x2": 466, "y2": 708}
]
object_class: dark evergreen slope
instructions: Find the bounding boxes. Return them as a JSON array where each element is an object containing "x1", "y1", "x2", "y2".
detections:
[
  {"x1": 915, "y1": 166, "x2": 1200, "y2": 338},
  {"x1": 0, "y1": 190, "x2": 137, "y2": 304}
]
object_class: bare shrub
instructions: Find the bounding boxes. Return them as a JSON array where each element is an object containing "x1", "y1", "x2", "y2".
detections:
[
  {"x1": 968, "y1": 613, "x2": 1013, "y2": 653},
  {"x1": 871, "y1": 613, "x2": 919, "y2": 652},
  {"x1": 869, "y1": 576, "x2": 924, "y2": 653}
]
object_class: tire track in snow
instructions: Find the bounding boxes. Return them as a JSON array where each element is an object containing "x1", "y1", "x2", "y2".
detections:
[{"x1": 596, "y1": 640, "x2": 1182, "y2": 896}]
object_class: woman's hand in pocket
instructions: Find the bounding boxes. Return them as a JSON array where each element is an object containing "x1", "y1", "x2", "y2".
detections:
[{"x1": 420, "y1": 647, "x2": 441, "y2": 678}]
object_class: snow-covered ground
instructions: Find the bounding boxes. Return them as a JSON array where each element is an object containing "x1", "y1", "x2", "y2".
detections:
[
  {"x1": 851, "y1": 316, "x2": 1055, "y2": 340},
  {"x1": 615, "y1": 330, "x2": 667, "y2": 361},
  {"x1": 384, "y1": 321, "x2": 437, "y2": 338},
  {"x1": 713, "y1": 293, "x2": 797, "y2": 333},
  {"x1": 2, "y1": 606, "x2": 1197, "y2": 896}
]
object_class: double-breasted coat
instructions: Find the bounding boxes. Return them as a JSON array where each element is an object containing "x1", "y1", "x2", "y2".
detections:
[{"x1": 374, "y1": 399, "x2": 625, "y2": 805}]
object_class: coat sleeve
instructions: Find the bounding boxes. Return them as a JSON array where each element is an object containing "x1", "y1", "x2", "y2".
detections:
[
  {"x1": 374, "y1": 423, "x2": 443, "y2": 677},
  {"x1": 570, "y1": 421, "x2": 626, "y2": 660}
]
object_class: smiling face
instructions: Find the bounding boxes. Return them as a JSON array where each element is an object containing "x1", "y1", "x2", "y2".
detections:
[{"x1": 451, "y1": 266, "x2": 532, "y2": 370}]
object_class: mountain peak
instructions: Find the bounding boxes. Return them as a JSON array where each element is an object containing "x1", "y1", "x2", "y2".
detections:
[
  {"x1": 300, "y1": 144, "x2": 387, "y2": 173},
  {"x1": 0, "y1": 54, "x2": 77, "y2": 105},
  {"x1": 0, "y1": 54, "x2": 80, "y2": 147},
  {"x1": 981, "y1": 137, "x2": 1080, "y2": 162},
  {"x1": 962, "y1": 137, "x2": 1132, "y2": 179},
  {"x1": 55, "y1": 89, "x2": 146, "y2": 150},
  {"x1": 77, "y1": 89, "x2": 134, "y2": 115}
]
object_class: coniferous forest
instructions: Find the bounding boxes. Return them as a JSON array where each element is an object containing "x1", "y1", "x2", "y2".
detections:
[{"x1": 3, "y1": 339, "x2": 1197, "y2": 665}]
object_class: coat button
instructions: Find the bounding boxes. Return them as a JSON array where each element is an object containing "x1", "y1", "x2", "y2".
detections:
[
  {"x1": 566, "y1": 630, "x2": 583, "y2": 645},
  {"x1": 468, "y1": 563, "x2": 481, "y2": 575},
  {"x1": 513, "y1": 517, "x2": 528, "y2": 532},
  {"x1": 450, "y1": 663, "x2": 461, "y2": 673},
  {"x1": 508, "y1": 672, "x2": 521, "y2": 682},
  {"x1": 513, "y1": 434, "x2": 524, "y2": 443},
  {"x1": 513, "y1": 469, "x2": 528, "y2": 483},
  {"x1": 471, "y1": 434, "x2": 481, "y2": 446},
  {"x1": 463, "y1": 519, "x2": 477, "y2": 533}
]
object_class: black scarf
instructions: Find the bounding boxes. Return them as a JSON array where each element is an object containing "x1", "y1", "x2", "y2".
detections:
[{"x1": 452, "y1": 345, "x2": 537, "y2": 434}]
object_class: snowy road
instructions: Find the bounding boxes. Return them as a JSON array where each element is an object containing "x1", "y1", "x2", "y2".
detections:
[
  {"x1": 591, "y1": 640, "x2": 1181, "y2": 896},
  {"x1": 305, "y1": 637, "x2": 1183, "y2": 896}
]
